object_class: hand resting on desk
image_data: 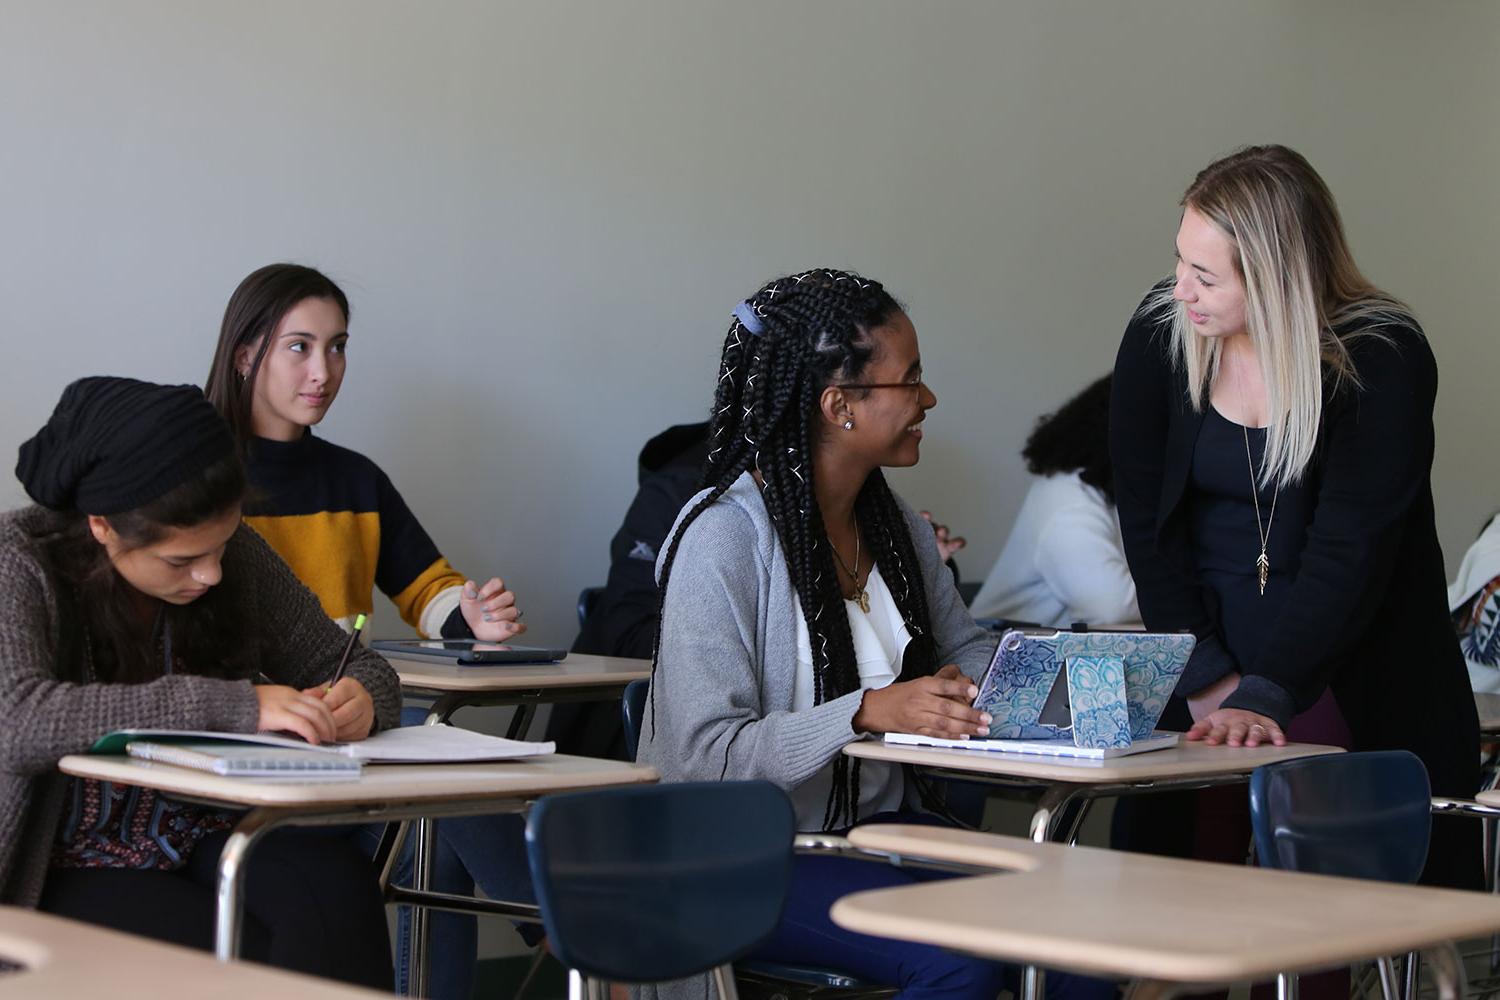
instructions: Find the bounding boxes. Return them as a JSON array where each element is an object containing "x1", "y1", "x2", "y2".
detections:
[
  {"x1": 1185, "y1": 672, "x2": 1286, "y2": 747},
  {"x1": 852, "y1": 664, "x2": 992, "y2": 739}
]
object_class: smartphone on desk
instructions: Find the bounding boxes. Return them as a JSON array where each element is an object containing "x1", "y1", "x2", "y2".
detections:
[{"x1": 370, "y1": 639, "x2": 569, "y2": 665}]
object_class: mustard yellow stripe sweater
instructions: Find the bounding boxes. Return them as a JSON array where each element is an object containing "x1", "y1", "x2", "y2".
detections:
[{"x1": 243, "y1": 433, "x2": 471, "y2": 638}]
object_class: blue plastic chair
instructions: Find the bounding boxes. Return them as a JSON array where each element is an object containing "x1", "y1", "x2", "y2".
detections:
[
  {"x1": 576, "y1": 586, "x2": 605, "y2": 629},
  {"x1": 617, "y1": 681, "x2": 896, "y2": 999},
  {"x1": 1249, "y1": 750, "x2": 1432, "y2": 1000},
  {"x1": 622, "y1": 679, "x2": 649, "y2": 761},
  {"x1": 525, "y1": 781, "x2": 794, "y2": 999}
]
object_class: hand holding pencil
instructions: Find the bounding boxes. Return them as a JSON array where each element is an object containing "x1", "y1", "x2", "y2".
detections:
[{"x1": 302, "y1": 613, "x2": 377, "y2": 741}]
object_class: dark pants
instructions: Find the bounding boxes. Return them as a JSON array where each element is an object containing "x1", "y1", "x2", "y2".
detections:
[
  {"x1": 38, "y1": 827, "x2": 392, "y2": 991},
  {"x1": 758, "y1": 813, "x2": 1117, "y2": 1000}
]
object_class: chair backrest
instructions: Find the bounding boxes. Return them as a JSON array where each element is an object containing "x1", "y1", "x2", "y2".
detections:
[
  {"x1": 577, "y1": 586, "x2": 605, "y2": 629},
  {"x1": 525, "y1": 781, "x2": 795, "y2": 984},
  {"x1": 1248, "y1": 750, "x2": 1432, "y2": 884},
  {"x1": 621, "y1": 679, "x2": 649, "y2": 761}
]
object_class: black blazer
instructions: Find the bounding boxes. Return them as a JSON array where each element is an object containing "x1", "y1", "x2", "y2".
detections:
[{"x1": 1109, "y1": 295, "x2": 1478, "y2": 798}]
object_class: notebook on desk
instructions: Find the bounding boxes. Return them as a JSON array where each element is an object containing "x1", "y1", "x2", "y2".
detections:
[
  {"x1": 91, "y1": 724, "x2": 556, "y2": 764},
  {"x1": 125, "y1": 742, "x2": 364, "y2": 779},
  {"x1": 887, "y1": 627, "x2": 1195, "y2": 758}
]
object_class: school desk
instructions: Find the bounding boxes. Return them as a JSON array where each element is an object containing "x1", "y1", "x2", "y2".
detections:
[
  {"x1": 389, "y1": 651, "x2": 651, "y2": 738},
  {"x1": 387, "y1": 650, "x2": 650, "y2": 992},
  {"x1": 0, "y1": 904, "x2": 386, "y2": 998},
  {"x1": 831, "y1": 825, "x2": 1495, "y2": 1000},
  {"x1": 56, "y1": 752, "x2": 658, "y2": 992},
  {"x1": 844, "y1": 738, "x2": 1342, "y2": 843}
]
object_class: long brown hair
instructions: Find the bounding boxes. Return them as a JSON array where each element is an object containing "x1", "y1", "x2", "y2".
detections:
[
  {"x1": 44, "y1": 451, "x2": 257, "y2": 684},
  {"x1": 205, "y1": 264, "x2": 351, "y2": 449}
]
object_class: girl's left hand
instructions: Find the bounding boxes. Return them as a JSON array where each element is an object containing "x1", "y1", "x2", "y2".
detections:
[
  {"x1": 1186, "y1": 708, "x2": 1286, "y2": 747},
  {"x1": 460, "y1": 577, "x2": 527, "y2": 641},
  {"x1": 305, "y1": 677, "x2": 376, "y2": 740}
]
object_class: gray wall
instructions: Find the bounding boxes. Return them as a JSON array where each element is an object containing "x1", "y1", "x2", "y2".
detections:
[{"x1": 3, "y1": 1, "x2": 1498, "y2": 644}]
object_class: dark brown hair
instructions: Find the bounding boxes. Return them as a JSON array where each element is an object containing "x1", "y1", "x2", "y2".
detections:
[
  {"x1": 46, "y1": 451, "x2": 256, "y2": 684},
  {"x1": 205, "y1": 264, "x2": 350, "y2": 449}
]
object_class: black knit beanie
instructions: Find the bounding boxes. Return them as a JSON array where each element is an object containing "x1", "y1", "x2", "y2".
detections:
[{"x1": 15, "y1": 377, "x2": 236, "y2": 515}]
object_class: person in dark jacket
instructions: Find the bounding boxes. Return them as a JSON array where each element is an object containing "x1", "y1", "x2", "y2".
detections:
[
  {"x1": 1110, "y1": 144, "x2": 1479, "y2": 891},
  {"x1": 547, "y1": 422, "x2": 711, "y2": 758}
]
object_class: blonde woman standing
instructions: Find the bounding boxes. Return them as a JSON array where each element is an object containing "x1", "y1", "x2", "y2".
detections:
[{"x1": 1110, "y1": 145, "x2": 1478, "y2": 889}]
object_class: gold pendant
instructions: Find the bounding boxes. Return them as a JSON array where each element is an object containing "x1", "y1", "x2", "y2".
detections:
[
  {"x1": 854, "y1": 587, "x2": 871, "y2": 614},
  {"x1": 1256, "y1": 552, "x2": 1270, "y2": 596}
]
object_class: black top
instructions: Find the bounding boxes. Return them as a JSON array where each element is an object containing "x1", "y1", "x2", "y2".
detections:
[
  {"x1": 1110, "y1": 289, "x2": 1478, "y2": 800},
  {"x1": 1189, "y1": 408, "x2": 1313, "y2": 670}
]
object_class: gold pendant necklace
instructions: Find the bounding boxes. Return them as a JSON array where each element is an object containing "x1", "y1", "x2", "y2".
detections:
[
  {"x1": 1241, "y1": 424, "x2": 1280, "y2": 597},
  {"x1": 829, "y1": 517, "x2": 870, "y2": 613}
]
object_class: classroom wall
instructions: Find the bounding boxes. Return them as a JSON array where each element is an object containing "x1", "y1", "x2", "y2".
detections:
[{"x1": 3, "y1": 1, "x2": 1498, "y2": 644}]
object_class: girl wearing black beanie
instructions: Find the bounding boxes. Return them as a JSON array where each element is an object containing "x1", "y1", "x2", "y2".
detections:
[{"x1": 1, "y1": 376, "x2": 400, "y2": 989}]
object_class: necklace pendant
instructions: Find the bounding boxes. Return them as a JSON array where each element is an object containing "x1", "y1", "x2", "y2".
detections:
[
  {"x1": 854, "y1": 587, "x2": 871, "y2": 614},
  {"x1": 1256, "y1": 552, "x2": 1270, "y2": 596}
]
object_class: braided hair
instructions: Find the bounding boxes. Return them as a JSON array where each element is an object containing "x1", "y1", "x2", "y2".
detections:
[{"x1": 653, "y1": 269, "x2": 939, "y2": 830}]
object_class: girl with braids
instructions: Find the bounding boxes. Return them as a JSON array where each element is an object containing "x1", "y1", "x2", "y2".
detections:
[
  {"x1": 0, "y1": 377, "x2": 399, "y2": 988},
  {"x1": 641, "y1": 270, "x2": 1110, "y2": 1000}
]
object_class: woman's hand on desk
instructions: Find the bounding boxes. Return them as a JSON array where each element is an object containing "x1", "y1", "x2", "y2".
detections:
[
  {"x1": 461, "y1": 577, "x2": 528, "y2": 642},
  {"x1": 1187, "y1": 708, "x2": 1286, "y2": 747},
  {"x1": 256, "y1": 685, "x2": 338, "y2": 745},
  {"x1": 852, "y1": 664, "x2": 992, "y2": 738},
  {"x1": 1186, "y1": 672, "x2": 1241, "y2": 722},
  {"x1": 306, "y1": 677, "x2": 376, "y2": 741}
]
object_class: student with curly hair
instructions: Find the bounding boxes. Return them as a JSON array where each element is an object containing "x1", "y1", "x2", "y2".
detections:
[{"x1": 970, "y1": 375, "x2": 1138, "y2": 626}]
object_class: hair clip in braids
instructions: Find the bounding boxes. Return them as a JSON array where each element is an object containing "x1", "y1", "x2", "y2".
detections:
[{"x1": 732, "y1": 300, "x2": 765, "y2": 336}]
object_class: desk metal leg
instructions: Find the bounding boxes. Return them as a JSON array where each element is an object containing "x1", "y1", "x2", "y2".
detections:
[
  {"x1": 214, "y1": 808, "x2": 280, "y2": 960},
  {"x1": 1021, "y1": 785, "x2": 1087, "y2": 1000},
  {"x1": 406, "y1": 703, "x2": 457, "y2": 997},
  {"x1": 1421, "y1": 942, "x2": 1466, "y2": 1000},
  {"x1": 507, "y1": 703, "x2": 537, "y2": 741},
  {"x1": 1029, "y1": 785, "x2": 1081, "y2": 844},
  {"x1": 1276, "y1": 972, "x2": 1299, "y2": 1000}
]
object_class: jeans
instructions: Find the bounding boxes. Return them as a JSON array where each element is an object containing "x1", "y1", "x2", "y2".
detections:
[{"x1": 355, "y1": 705, "x2": 539, "y2": 999}]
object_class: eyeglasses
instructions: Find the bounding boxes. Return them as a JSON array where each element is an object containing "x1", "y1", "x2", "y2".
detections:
[{"x1": 836, "y1": 376, "x2": 926, "y2": 392}]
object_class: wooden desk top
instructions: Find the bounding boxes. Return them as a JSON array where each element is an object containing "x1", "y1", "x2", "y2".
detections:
[
  {"x1": 844, "y1": 738, "x2": 1341, "y2": 784},
  {"x1": 0, "y1": 905, "x2": 383, "y2": 998},
  {"x1": 1475, "y1": 788, "x2": 1500, "y2": 809},
  {"x1": 834, "y1": 825, "x2": 1500, "y2": 983},
  {"x1": 389, "y1": 652, "x2": 650, "y2": 693},
  {"x1": 58, "y1": 753, "x2": 658, "y2": 809}
]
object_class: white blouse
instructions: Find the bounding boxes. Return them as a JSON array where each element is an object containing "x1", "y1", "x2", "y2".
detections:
[{"x1": 788, "y1": 562, "x2": 909, "y2": 830}]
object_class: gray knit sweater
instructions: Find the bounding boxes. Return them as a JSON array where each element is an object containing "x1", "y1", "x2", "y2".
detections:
[{"x1": 0, "y1": 505, "x2": 402, "y2": 907}]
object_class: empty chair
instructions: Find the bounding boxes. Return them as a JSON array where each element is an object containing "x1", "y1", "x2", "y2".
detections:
[
  {"x1": 1249, "y1": 750, "x2": 1432, "y2": 1000},
  {"x1": 525, "y1": 781, "x2": 794, "y2": 1000}
]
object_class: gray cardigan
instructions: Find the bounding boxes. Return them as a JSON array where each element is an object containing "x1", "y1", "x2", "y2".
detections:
[
  {"x1": 641, "y1": 471, "x2": 994, "y2": 798},
  {"x1": 637, "y1": 474, "x2": 994, "y2": 1000},
  {"x1": 0, "y1": 505, "x2": 402, "y2": 907}
]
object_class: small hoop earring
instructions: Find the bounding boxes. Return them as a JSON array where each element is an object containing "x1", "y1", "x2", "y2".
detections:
[{"x1": 843, "y1": 420, "x2": 854, "y2": 431}]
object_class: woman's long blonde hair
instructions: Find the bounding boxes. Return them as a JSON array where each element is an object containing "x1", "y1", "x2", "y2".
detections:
[{"x1": 1145, "y1": 145, "x2": 1415, "y2": 487}]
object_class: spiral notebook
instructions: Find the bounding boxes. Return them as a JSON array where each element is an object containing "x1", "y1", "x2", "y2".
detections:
[{"x1": 125, "y1": 742, "x2": 363, "y2": 780}]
